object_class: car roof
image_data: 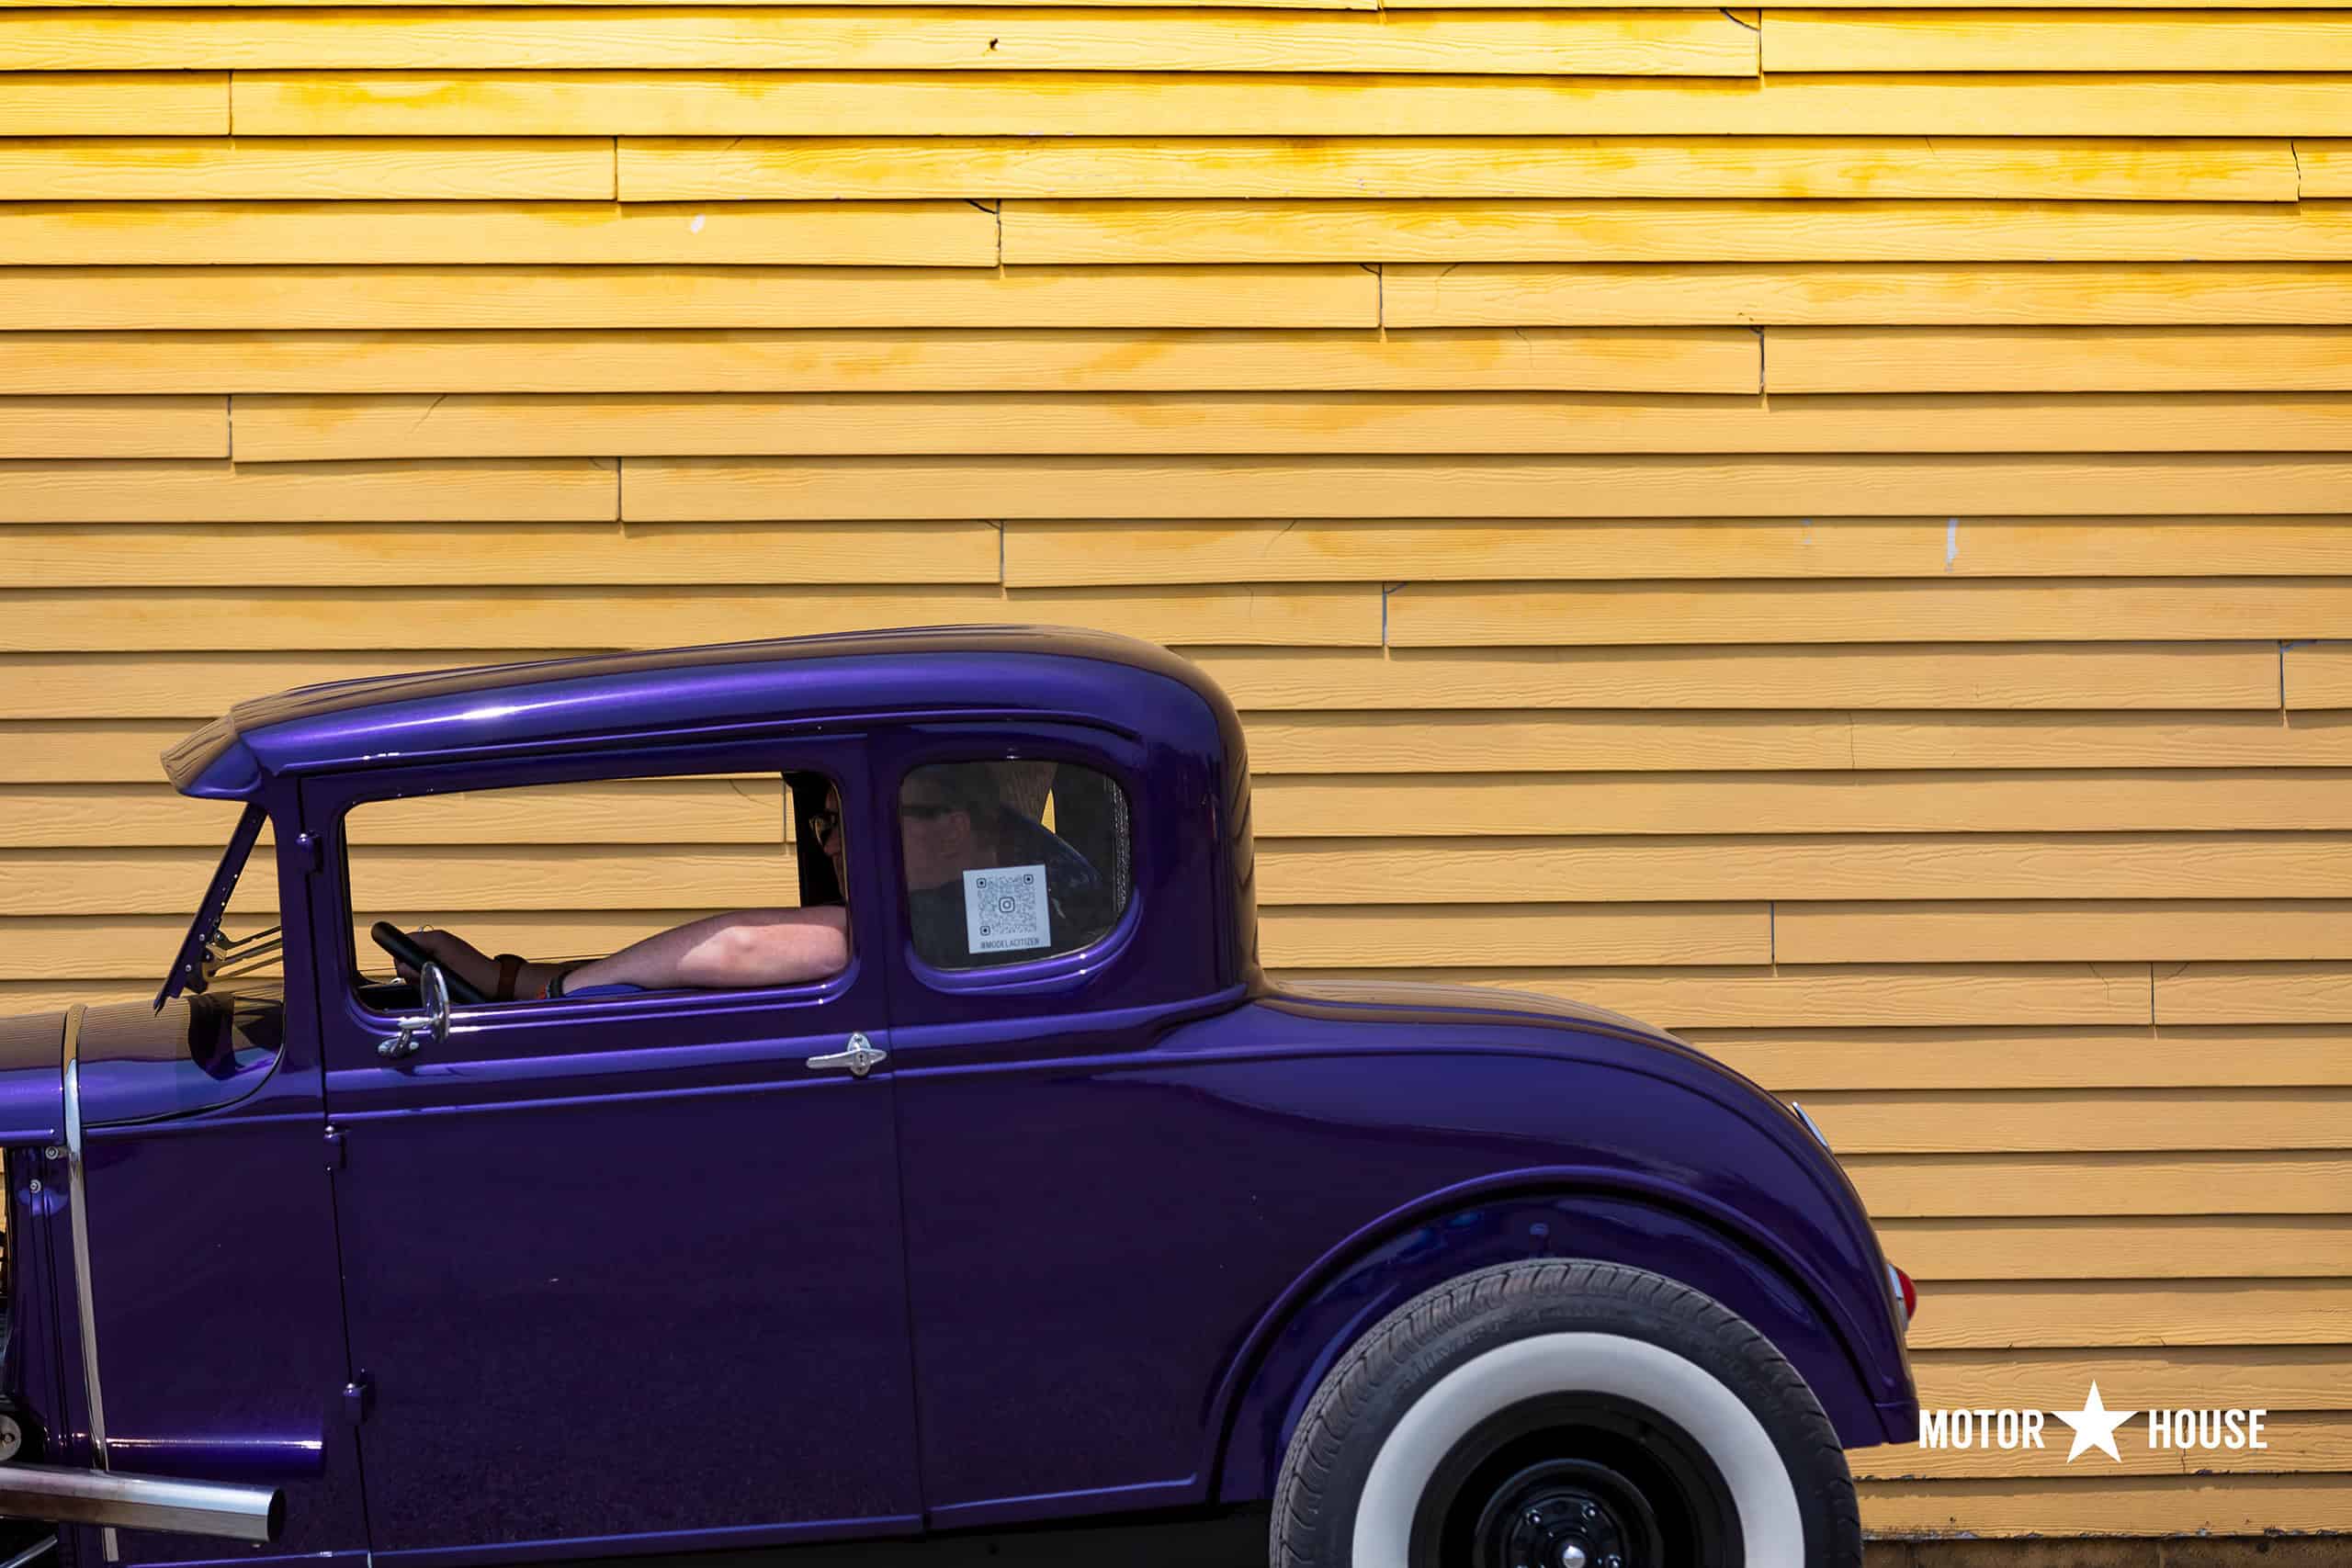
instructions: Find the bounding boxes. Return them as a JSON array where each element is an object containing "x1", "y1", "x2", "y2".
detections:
[{"x1": 163, "y1": 625, "x2": 1236, "y2": 801}]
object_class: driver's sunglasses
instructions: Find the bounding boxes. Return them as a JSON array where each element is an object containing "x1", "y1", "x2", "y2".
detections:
[{"x1": 808, "y1": 809, "x2": 843, "y2": 844}]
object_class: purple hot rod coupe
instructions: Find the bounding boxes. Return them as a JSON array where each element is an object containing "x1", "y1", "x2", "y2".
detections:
[{"x1": 0, "y1": 626, "x2": 1917, "y2": 1568}]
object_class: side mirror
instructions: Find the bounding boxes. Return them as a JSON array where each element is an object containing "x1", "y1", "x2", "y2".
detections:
[{"x1": 379, "y1": 962, "x2": 451, "y2": 1059}]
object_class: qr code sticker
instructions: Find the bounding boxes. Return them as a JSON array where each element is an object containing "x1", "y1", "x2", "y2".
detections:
[{"x1": 963, "y1": 863, "x2": 1052, "y2": 953}]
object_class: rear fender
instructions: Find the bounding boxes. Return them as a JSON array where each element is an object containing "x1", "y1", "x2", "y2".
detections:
[{"x1": 1211, "y1": 1182, "x2": 1905, "y2": 1504}]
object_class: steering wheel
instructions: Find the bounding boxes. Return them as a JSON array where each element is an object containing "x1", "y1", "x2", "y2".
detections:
[{"x1": 371, "y1": 921, "x2": 491, "y2": 1007}]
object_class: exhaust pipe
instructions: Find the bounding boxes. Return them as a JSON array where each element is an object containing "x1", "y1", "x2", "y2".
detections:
[{"x1": 0, "y1": 1464, "x2": 282, "y2": 1543}]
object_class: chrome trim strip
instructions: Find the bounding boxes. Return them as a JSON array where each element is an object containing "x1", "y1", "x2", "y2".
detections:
[
  {"x1": 61, "y1": 1005, "x2": 119, "y2": 1562},
  {"x1": 0, "y1": 1467, "x2": 278, "y2": 1544},
  {"x1": 0, "y1": 1534, "x2": 55, "y2": 1568}
]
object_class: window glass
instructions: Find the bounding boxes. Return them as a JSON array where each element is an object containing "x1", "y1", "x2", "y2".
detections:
[
  {"x1": 899, "y1": 760, "x2": 1132, "y2": 971},
  {"x1": 343, "y1": 770, "x2": 850, "y2": 1008}
]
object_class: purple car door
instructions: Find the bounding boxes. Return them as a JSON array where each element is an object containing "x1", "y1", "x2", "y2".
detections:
[{"x1": 304, "y1": 742, "x2": 921, "y2": 1560}]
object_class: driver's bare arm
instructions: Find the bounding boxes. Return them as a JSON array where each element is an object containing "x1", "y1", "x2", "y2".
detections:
[
  {"x1": 401, "y1": 908, "x2": 850, "y2": 998},
  {"x1": 564, "y1": 908, "x2": 850, "y2": 993}
]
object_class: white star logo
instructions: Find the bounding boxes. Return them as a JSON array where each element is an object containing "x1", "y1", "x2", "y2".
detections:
[{"x1": 2053, "y1": 1381, "x2": 2137, "y2": 1463}]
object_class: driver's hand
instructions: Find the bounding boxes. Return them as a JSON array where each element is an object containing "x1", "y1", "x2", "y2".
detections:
[{"x1": 397, "y1": 928, "x2": 494, "y2": 994}]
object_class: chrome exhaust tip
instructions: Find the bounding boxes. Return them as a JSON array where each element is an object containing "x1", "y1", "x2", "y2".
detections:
[{"x1": 0, "y1": 1464, "x2": 282, "y2": 1543}]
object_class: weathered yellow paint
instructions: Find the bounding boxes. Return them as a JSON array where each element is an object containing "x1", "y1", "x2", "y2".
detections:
[
  {"x1": 0, "y1": 265, "x2": 1378, "y2": 331},
  {"x1": 0, "y1": 10, "x2": 1758, "y2": 76},
  {"x1": 1768, "y1": 323, "x2": 2352, "y2": 391},
  {"x1": 0, "y1": 521, "x2": 1005, "y2": 587},
  {"x1": 0, "y1": 200, "x2": 997, "y2": 267},
  {"x1": 1006, "y1": 515, "x2": 2352, "y2": 585},
  {"x1": 1385, "y1": 578, "x2": 2352, "y2": 645},
  {"x1": 0, "y1": 329, "x2": 1749, "y2": 395},
  {"x1": 0, "y1": 137, "x2": 615, "y2": 201},
  {"x1": 0, "y1": 459, "x2": 617, "y2": 524},
  {"x1": 232, "y1": 70, "x2": 2352, "y2": 138},
  {"x1": 225, "y1": 391, "x2": 2352, "y2": 461},
  {"x1": 1767, "y1": 9, "x2": 2352, "y2": 73},
  {"x1": 0, "y1": 397, "x2": 224, "y2": 459},
  {"x1": 1683, "y1": 1025, "x2": 2352, "y2": 1088},
  {"x1": 619, "y1": 134, "x2": 2300, "y2": 201},
  {"x1": 618, "y1": 453, "x2": 2352, "y2": 521},
  {"x1": 1385, "y1": 261, "x2": 2352, "y2": 326},
  {"x1": 2156, "y1": 960, "x2": 2352, "y2": 1022},
  {"x1": 0, "y1": 72, "x2": 225, "y2": 135},
  {"x1": 1001, "y1": 197, "x2": 2352, "y2": 265}
]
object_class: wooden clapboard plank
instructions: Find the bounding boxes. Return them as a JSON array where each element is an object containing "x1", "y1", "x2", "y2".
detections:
[
  {"x1": 1385, "y1": 579, "x2": 2352, "y2": 647},
  {"x1": 1007, "y1": 516, "x2": 2352, "y2": 586},
  {"x1": 1849, "y1": 1153, "x2": 2352, "y2": 1217},
  {"x1": 1783, "y1": 901, "x2": 2352, "y2": 964},
  {"x1": 0, "y1": 398, "x2": 224, "y2": 459},
  {"x1": 0, "y1": 460, "x2": 616, "y2": 524},
  {"x1": 0, "y1": 265, "x2": 1377, "y2": 331},
  {"x1": 0, "y1": 584, "x2": 1381, "y2": 654},
  {"x1": 0, "y1": 651, "x2": 610, "y2": 720},
  {"x1": 1254, "y1": 835, "x2": 2352, "y2": 903},
  {"x1": 1259, "y1": 903, "x2": 1769, "y2": 966},
  {"x1": 1387, "y1": 261, "x2": 2352, "y2": 326},
  {"x1": 2302, "y1": 139, "x2": 2352, "y2": 195},
  {"x1": 623, "y1": 454, "x2": 2352, "y2": 521},
  {"x1": 0, "y1": 73, "x2": 226, "y2": 136},
  {"x1": 4, "y1": 780, "x2": 787, "y2": 847},
  {"x1": 0, "y1": 0, "x2": 1377, "y2": 9},
  {"x1": 1250, "y1": 713, "x2": 2352, "y2": 772},
  {"x1": 1807, "y1": 1086, "x2": 2352, "y2": 1152},
  {"x1": 1689, "y1": 1024, "x2": 2352, "y2": 1089},
  {"x1": 619, "y1": 134, "x2": 2297, "y2": 201},
  {"x1": 1193, "y1": 644, "x2": 2283, "y2": 711},
  {"x1": 0, "y1": 521, "x2": 1003, "y2": 588},
  {"x1": 231, "y1": 71, "x2": 2352, "y2": 138},
  {"x1": 231, "y1": 391, "x2": 2352, "y2": 462},
  {"x1": 0, "y1": 138, "x2": 615, "y2": 201},
  {"x1": 1767, "y1": 10, "x2": 2352, "y2": 73},
  {"x1": 1001, "y1": 197, "x2": 2352, "y2": 264},
  {"x1": 0, "y1": 725, "x2": 194, "y2": 786},
  {"x1": 1883, "y1": 1220, "x2": 2352, "y2": 1280},
  {"x1": 1894, "y1": 1280, "x2": 2352, "y2": 1347},
  {"x1": 2158, "y1": 960, "x2": 2352, "y2": 1022},
  {"x1": 2287, "y1": 642, "x2": 2352, "y2": 709},
  {"x1": 0, "y1": 10, "x2": 1758, "y2": 75},
  {"x1": 1770, "y1": 324, "x2": 2352, "y2": 392},
  {"x1": 0, "y1": 330, "x2": 1747, "y2": 395},
  {"x1": 0, "y1": 642, "x2": 2278, "y2": 720},
  {"x1": 0, "y1": 201, "x2": 996, "y2": 267},
  {"x1": 1909, "y1": 1344, "x2": 2352, "y2": 1401},
  {"x1": 1860, "y1": 1475, "x2": 2352, "y2": 1537},
  {"x1": 1272, "y1": 963, "x2": 2153, "y2": 1026},
  {"x1": 1251, "y1": 773, "x2": 2352, "y2": 837}
]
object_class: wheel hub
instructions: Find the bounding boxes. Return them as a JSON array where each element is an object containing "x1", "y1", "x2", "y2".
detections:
[{"x1": 1473, "y1": 1461, "x2": 1655, "y2": 1568}]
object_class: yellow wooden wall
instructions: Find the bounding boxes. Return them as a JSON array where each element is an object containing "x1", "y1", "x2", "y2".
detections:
[{"x1": 4, "y1": 0, "x2": 2352, "y2": 1542}]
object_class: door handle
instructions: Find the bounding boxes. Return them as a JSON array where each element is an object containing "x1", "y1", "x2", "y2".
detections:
[{"x1": 806, "y1": 1032, "x2": 887, "y2": 1078}]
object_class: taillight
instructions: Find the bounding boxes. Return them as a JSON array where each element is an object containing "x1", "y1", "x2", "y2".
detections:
[{"x1": 1887, "y1": 1262, "x2": 1918, "y2": 1330}]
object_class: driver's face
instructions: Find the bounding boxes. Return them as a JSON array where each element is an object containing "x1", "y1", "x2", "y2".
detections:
[
  {"x1": 899, "y1": 781, "x2": 979, "y2": 891},
  {"x1": 820, "y1": 786, "x2": 845, "y2": 886}
]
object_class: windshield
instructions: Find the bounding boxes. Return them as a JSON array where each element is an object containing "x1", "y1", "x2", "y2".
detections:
[{"x1": 154, "y1": 803, "x2": 271, "y2": 1012}]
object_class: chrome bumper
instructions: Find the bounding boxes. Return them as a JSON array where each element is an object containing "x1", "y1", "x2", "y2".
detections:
[{"x1": 0, "y1": 1464, "x2": 282, "y2": 1542}]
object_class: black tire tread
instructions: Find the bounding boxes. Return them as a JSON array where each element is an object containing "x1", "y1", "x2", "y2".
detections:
[{"x1": 1268, "y1": 1258, "x2": 1861, "y2": 1568}]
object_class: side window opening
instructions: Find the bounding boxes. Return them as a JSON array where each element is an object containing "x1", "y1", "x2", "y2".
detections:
[
  {"x1": 899, "y1": 760, "x2": 1133, "y2": 972},
  {"x1": 345, "y1": 770, "x2": 852, "y2": 1009}
]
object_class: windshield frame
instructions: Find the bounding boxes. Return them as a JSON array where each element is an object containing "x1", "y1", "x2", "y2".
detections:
[{"x1": 154, "y1": 803, "x2": 268, "y2": 1012}]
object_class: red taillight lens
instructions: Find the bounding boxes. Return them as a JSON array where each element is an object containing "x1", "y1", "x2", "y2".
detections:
[{"x1": 1888, "y1": 1262, "x2": 1918, "y2": 1328}]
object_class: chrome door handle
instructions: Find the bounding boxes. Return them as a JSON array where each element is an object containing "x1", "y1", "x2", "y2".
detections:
[{"x1": 806, "y1": 1032, "x2": 887, "y2": 1078}]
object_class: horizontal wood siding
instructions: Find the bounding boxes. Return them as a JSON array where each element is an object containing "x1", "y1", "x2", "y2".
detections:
[{"x1": 3, "y1": 0, "x2": 2346, "y2": 1542}]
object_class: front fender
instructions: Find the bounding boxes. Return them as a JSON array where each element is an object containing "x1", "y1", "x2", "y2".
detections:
[{"x1": 1210, "y1": 1180, "x2": 1916, "y2": 1504}]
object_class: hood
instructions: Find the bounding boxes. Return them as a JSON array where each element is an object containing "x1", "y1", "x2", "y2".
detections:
[
  {"x1": 0, "y1": 1010, "x2": 66, "y2": 1145},
  {"x1": 74, "y1": 991, "x2": 284, "y2": 1129}
]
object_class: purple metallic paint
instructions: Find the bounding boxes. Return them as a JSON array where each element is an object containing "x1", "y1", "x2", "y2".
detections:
[{"x1": 1, "y1": 626, "x2": 1917, "y2": 1566}]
